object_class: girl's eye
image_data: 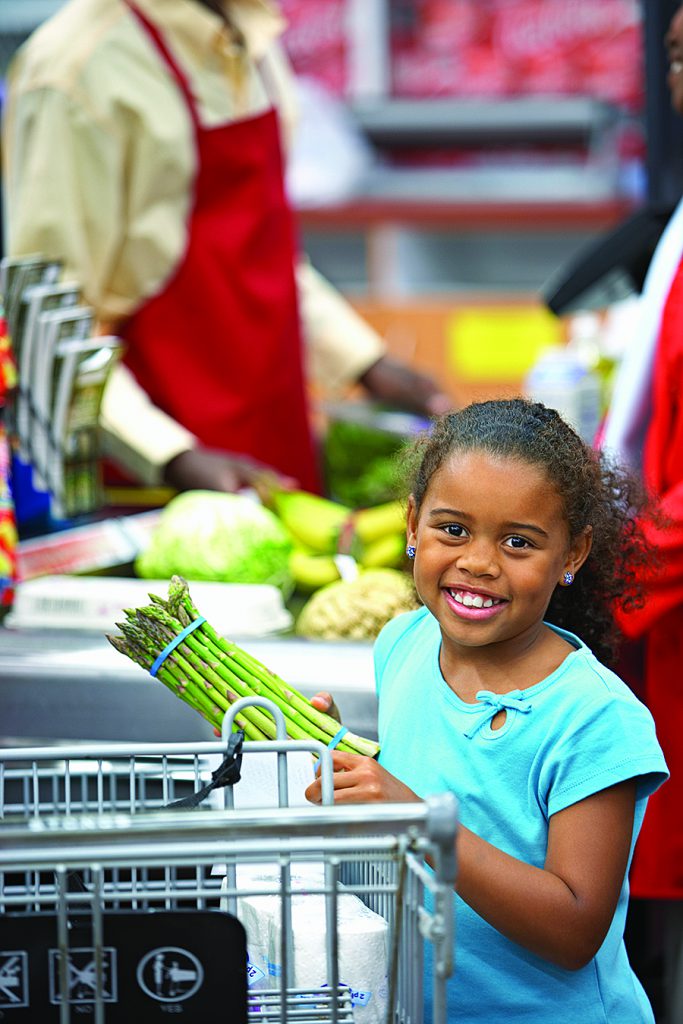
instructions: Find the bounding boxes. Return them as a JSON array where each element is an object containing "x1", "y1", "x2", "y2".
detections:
[
  {"x1": 505, "y1": 535, "x2": 532, "y2": 550},
  {"x1": 443, "y1": 523, "x2": 468, "y2": 538}
]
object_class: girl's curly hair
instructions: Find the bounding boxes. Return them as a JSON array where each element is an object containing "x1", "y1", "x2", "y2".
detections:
[{"x1": 403, "y1": 398, "x2": 659, "y2": 668}]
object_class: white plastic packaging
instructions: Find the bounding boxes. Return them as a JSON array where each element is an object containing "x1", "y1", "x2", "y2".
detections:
[{"x1": 229, "y1": 863, "x2": 389, "y2": 1024}]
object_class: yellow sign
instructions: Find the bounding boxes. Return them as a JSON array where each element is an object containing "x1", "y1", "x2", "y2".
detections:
[{"x1": 447, "y1": 305, "x2": 563, "y2": 380}]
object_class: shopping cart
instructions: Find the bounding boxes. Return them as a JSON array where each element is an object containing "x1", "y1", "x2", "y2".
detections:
[{"x1": 0, "y1": 698, "x2": 457, "y2": 1023}]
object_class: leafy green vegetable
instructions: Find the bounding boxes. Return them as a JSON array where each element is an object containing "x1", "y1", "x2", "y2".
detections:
[
  {"x1": 135, "y1": 491, "x2": 294, "y2": 594},
  {"x1": 323, "y1": 419, "x2": 405, "y2": 507}
]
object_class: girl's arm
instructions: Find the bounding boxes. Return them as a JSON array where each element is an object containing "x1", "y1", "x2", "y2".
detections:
[
  {"x1": 305, "y1": 751, "x2": 636, "y2": 971},
  {"x1": 456, "y1": 778, "x2": 635, "y2": 970}
]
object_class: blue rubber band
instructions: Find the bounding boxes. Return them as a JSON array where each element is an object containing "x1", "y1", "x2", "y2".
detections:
[
  {"x1": 328, "y1": 726, "x2": 348, "y2": 751},
  {"x1": 149, "y1": 616, "x2": 206, "y2": 677},
  {"x1": 313, "y1": 725, "x2": 349, "y2": 774}
]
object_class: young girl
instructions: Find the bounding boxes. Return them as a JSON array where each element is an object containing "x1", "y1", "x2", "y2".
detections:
[{"x1": 307, "y1": 398, "x2": 668, "y2": 1024}]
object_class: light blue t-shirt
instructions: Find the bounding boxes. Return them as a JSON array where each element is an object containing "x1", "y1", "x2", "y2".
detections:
[{"x1": 374, "y1": 606, "x2": 669, "y2": 1024}]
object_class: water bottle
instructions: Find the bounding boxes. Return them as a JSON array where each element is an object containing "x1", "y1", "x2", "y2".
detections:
[{"x1": 525, "y1": 342, "x2": 603, "y2": 445}]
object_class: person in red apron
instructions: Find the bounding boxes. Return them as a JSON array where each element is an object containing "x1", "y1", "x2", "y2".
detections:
[
  {"x1": 120, "y1": 1, "x2": 320, "y2": 493},
  {"x1": 3, "y1": 0, "x2": 452, "y2": 498}
]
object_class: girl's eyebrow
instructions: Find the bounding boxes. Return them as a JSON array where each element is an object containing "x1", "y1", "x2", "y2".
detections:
[
  {"x1": 427, "y1": 507, "x2": 467, "y2": 518},
  {"x1": 505, "y1": 521, "x2": 550, "y2": 539}
]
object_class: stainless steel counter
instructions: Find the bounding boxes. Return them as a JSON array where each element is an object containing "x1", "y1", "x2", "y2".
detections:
[{"x1": 0, "y1": 627, "x2": 378, "y2": 746}]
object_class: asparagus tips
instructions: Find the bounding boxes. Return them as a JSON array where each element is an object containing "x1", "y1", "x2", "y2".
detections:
[
  {"x1": 168, "y1": 575, "x2": 190, "y2": 618},
  {"x1": 108, "y1": 576, "x2": 380, "y2": 758}
]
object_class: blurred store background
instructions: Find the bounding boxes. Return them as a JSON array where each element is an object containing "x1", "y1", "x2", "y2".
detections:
[
  {"x1": 0, "y1": 2, "x2": 678, "y2": 691},
  {"x1": 0, "y1": 0, "x2": 677, "y2": 655},
  {"x1": 284, "y1": 0, "x2": 652, "y2": 410},
  {"x1": 1, "y1": 0, "x2": 678, "y2": 412},
  {"x1": 0, "y1": 5, "x2": 678, "y2": 636}
]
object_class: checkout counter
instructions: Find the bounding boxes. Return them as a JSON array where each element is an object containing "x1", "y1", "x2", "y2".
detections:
[
  {"x1": 2, "y1": 411, "x2": 403, "y2": 752},
  {"x1": 0, "y1": 625, "x2": 378, "y2": 748},
  {"x1": 2, "y1": 516, "x2": 379, "y2": 747}
]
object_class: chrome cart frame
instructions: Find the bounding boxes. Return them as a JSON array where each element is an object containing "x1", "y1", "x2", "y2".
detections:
[{"x1": 0, "y1": 699, "x2": 457, "y2": 1023}]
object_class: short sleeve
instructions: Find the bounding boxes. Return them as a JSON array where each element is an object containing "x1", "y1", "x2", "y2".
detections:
[{"x1": 540, "y1": 694, "x2": 669, "y2": 818}]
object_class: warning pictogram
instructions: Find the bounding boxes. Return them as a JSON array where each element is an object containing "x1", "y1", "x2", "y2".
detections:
[
  {"x1": 48, "y1": 947, "x2": 118, "y2": 1004},
  {"x1": 0, "y1": 951, "x2": 29, "y2": 1008},
  {"x1": 137, "y1": 947, "x2": 204, "y2": 1003}
]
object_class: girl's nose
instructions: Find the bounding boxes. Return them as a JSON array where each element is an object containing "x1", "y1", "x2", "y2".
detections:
[{"x1": 456, "y1": 542, "x2": 498, "y2": 577}]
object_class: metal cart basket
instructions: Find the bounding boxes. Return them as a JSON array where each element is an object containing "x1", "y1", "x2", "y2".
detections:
[{"x1": 0, "y1": 699, "x2": 457, "y2": 1024}]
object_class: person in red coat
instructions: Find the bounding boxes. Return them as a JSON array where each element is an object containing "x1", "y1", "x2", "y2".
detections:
[{"x1": 602, "y1": 6, "x2": 683, "y2": 1021}]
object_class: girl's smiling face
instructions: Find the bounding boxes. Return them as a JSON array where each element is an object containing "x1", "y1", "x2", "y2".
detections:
[{"x1": 406, "y1": 450, "x2": 591, "y2": 657}]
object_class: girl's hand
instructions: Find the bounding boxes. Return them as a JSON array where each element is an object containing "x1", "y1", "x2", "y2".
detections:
[
  {"x1": 309, "y1": 690, "x2": 342, "y2": 724},
  {"x1": 163, "y1": 447, "x2": 298, "y2": 495},
  {"x1": 305, "y1": 750, "x2": 420, "y2": 805}
]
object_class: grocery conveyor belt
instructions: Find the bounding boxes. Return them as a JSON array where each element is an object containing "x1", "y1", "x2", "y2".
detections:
[{"x1": 0, "y1": 628, "x2": 378, "y2": 746}]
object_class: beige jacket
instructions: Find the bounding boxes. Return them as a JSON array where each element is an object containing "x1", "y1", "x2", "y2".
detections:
[{"x1": 3, "y1": 0, "x2": 383, "y2": 482}]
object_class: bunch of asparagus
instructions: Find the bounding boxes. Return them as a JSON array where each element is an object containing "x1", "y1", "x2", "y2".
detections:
[{"x1": 106, "y1": 575, "x2": 380, "y2": 757}]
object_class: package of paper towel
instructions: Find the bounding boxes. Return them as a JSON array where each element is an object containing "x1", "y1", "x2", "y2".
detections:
[{"x1": 225, "y1": 862, "x2": 389, "y2": 1023}]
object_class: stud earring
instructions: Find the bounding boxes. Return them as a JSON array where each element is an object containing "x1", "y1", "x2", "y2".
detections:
[
  {"x1": 406, "y1": 545, "x2": 416, "y2": 559},
  {"x1": 562, "y1": 571, "x2": 574, "y2": 585}
]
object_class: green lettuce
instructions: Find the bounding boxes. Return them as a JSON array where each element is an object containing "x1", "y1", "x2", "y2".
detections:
[{"x1": 135, "y1": 491, "x2": 294, "y2": 594}]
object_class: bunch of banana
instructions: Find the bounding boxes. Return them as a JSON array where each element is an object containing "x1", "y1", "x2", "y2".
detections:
[{"x1": 267, "y1": 490, "x2": 409, "y2": 593}]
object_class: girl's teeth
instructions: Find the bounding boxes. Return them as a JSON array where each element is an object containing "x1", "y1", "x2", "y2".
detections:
[
  {"x1": 672, "y1": 61, "x2": 683, "y2": 74},
  {"x1": 453, "y1": 591, "x2": 498, "y2": 608}
]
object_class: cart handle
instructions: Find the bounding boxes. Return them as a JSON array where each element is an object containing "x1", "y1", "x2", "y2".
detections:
[{"x1": 222, "y1": 695, "x2": 335, "y2": 806}]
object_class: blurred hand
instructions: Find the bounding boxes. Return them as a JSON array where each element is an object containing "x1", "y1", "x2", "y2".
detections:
[
  {"x1": 358, "y1": 355, "x2": 453, "y2": 418},
  {"x1": 310, "y1": 690, "x2": 342, "y2": 724},
  {"x1": 305, "y1": 750, "x2": 420, "y2": 805},
  {"x1": 163, "y1": 446, "x2": 298, "y2": 496}
]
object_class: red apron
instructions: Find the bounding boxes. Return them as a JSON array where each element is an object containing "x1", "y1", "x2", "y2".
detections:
[{"x1": 119, "y1": 3, "x2": 320, "y2": 493}]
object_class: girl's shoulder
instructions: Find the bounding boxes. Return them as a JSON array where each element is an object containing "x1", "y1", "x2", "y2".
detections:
[
  {"x1": 546, "y1": 623, "x2": 639, "y2": 702},
  {"x1": 376, "y1": 603, "x2": 433, "y2": 646},
  {"x1": 548, "y1": 622, "x2": 626, "y2": 688},
  {"x1": 373, "y1": 605, "x2": 435, "y2": 676},
  {"x1": 539, "y1": 627, "x2": 668, "y2": 811}
]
